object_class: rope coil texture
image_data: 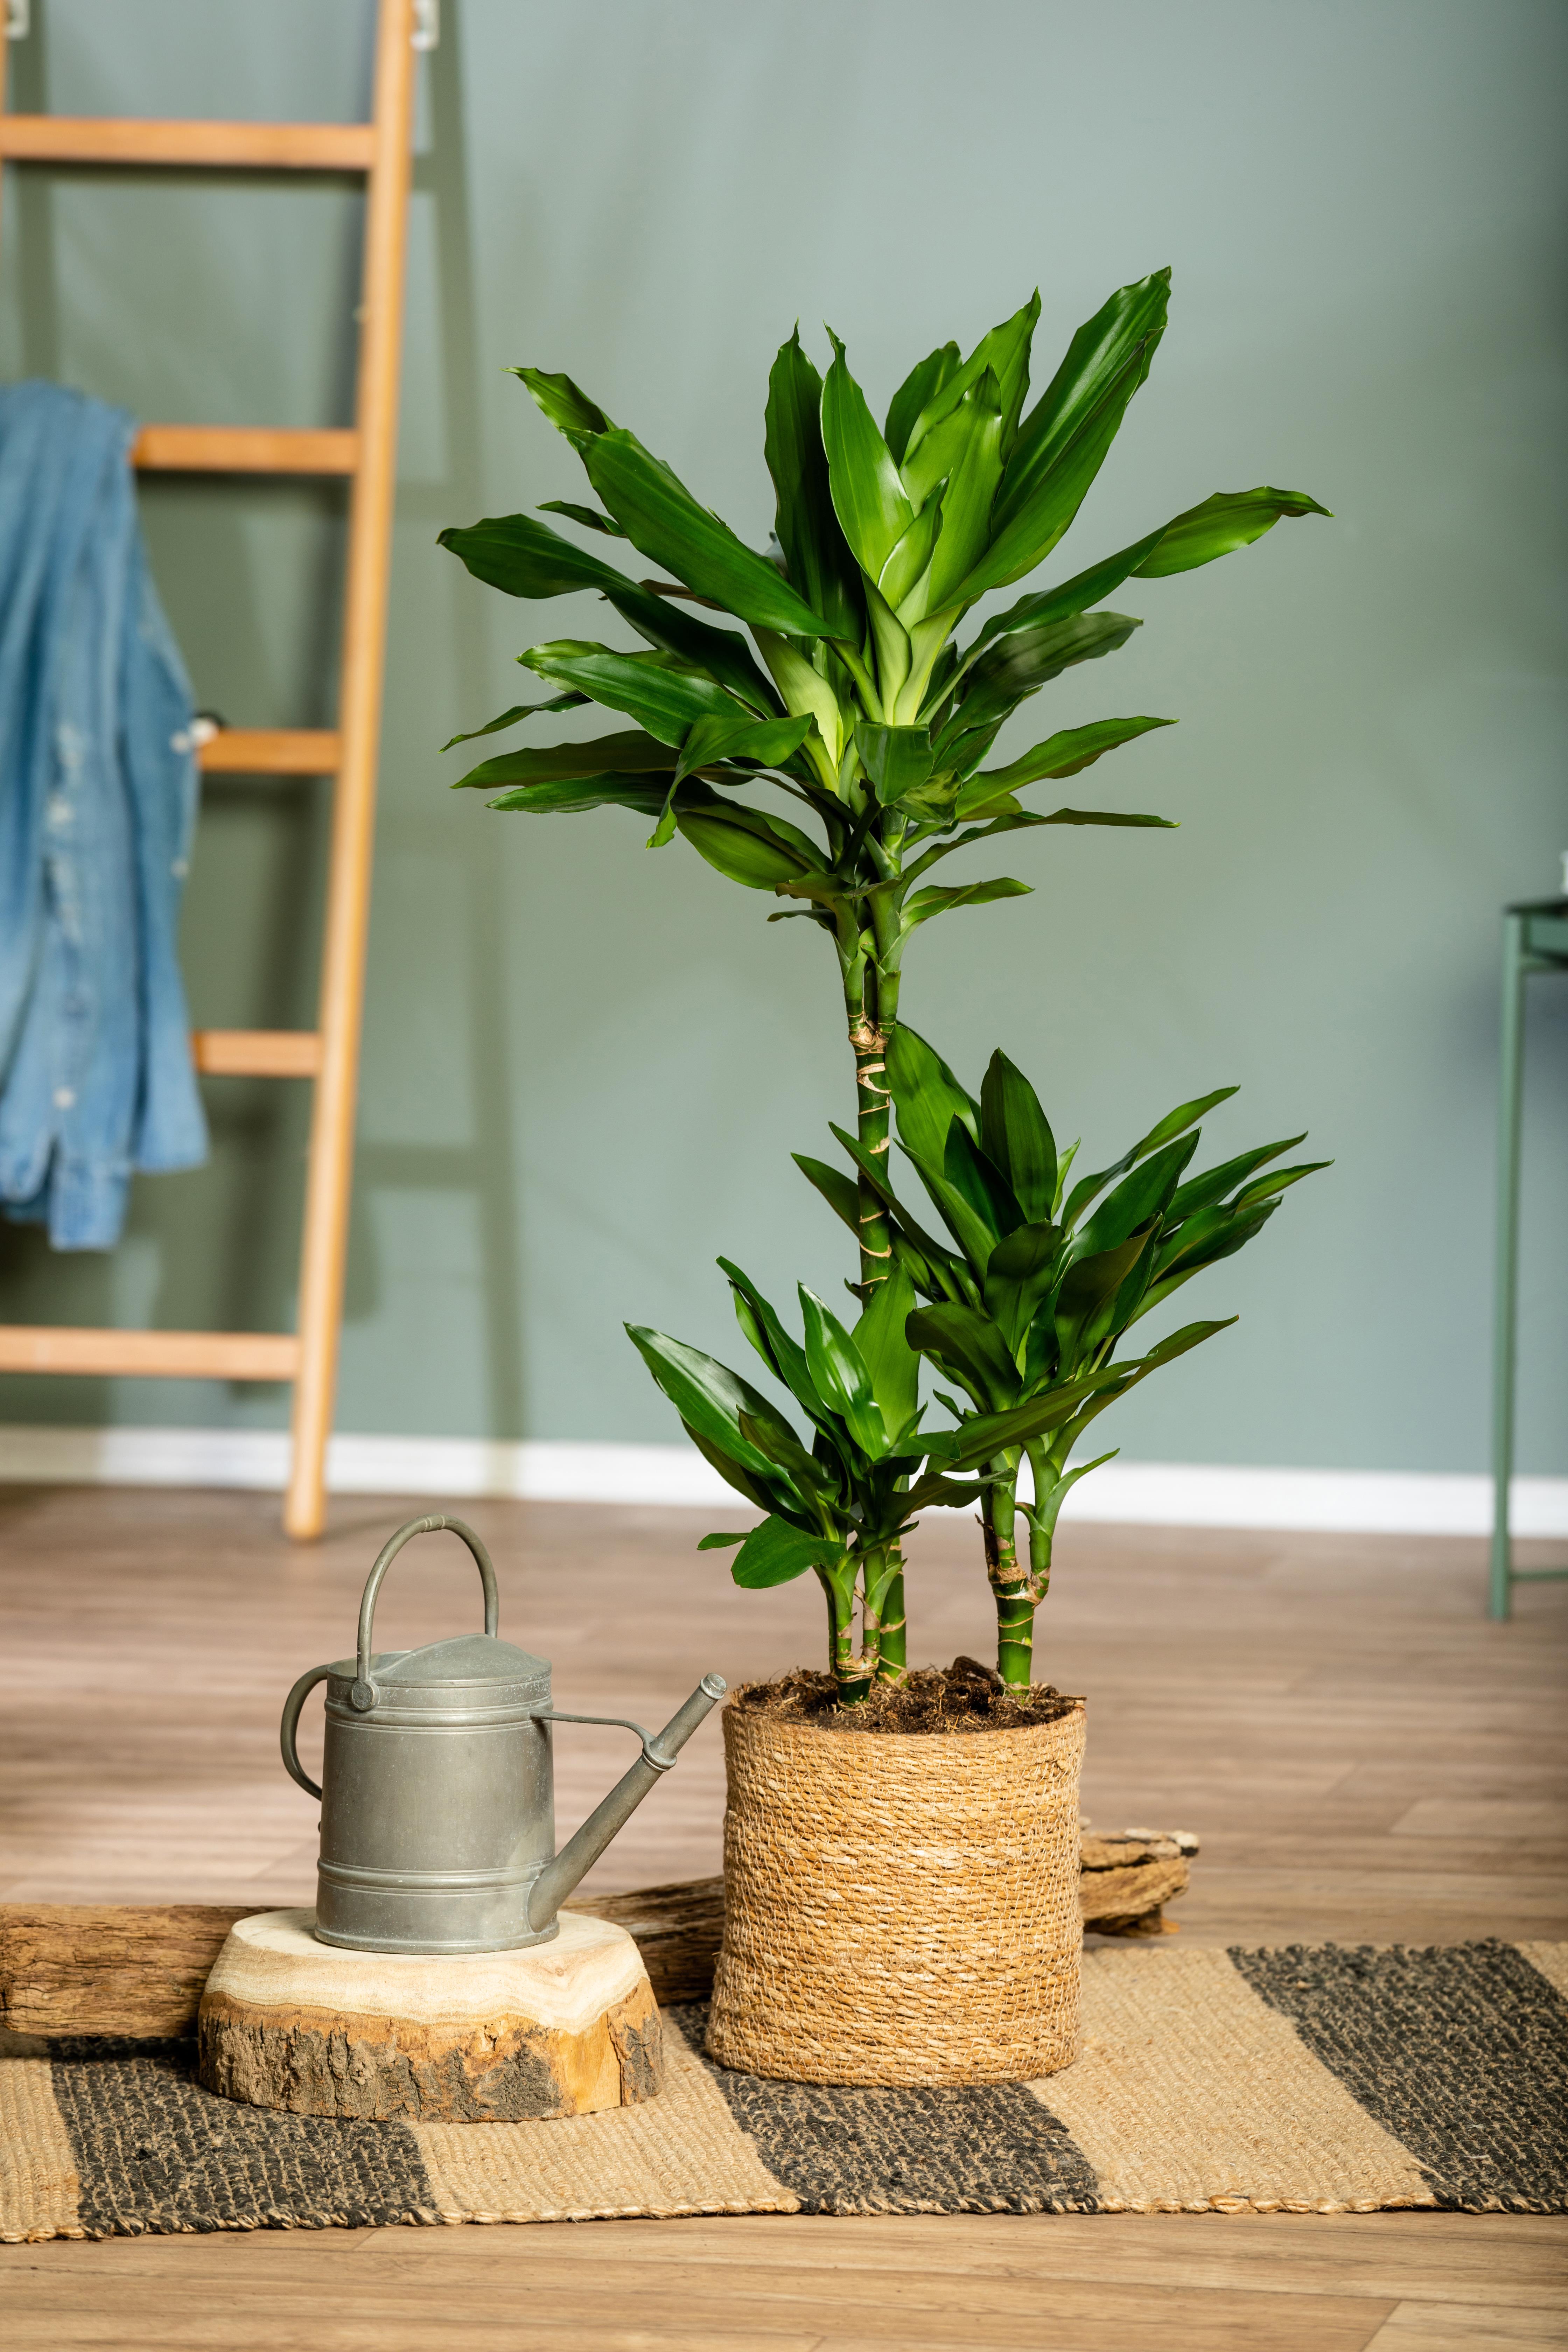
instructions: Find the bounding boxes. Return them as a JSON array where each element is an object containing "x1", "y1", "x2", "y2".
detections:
[{"x1": 706, "y1": 1697, "x2": 1087, "y2": 2085}]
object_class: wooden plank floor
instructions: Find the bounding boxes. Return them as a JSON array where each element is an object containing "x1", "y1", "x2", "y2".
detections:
[{"x1": 1, "y1": 1482, "x2": 1565, "y2": 2349}]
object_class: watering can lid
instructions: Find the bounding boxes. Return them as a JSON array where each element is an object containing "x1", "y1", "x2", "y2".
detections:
[{"x1": 334, "y1": 1633, "x2": 550, "y2": 1686}]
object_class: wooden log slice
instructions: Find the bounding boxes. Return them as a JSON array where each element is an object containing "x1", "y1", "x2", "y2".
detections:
[{"x1": 197, "y1": 1909, "x2": 663, "y2": 2122}]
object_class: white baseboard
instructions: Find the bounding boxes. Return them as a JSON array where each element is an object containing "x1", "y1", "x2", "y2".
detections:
[{"x1": 0, "y1": 1422, "x2": 1564, "y2": 1537}]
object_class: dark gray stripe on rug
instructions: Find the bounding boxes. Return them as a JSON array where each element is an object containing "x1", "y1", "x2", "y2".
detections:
[
  {"x1": 49, "y1": 2047, "x2": 436, "y2": 2236},
  {"x1": 1230, "y1": 1939, "x2": 1568, "y2": 2214},
  {"x1": 666, "y1": 2003, "x2": 1097, "y2": 2214}
]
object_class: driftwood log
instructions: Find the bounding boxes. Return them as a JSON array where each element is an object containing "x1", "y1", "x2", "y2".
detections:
[
  {"x1": 0, "y1": 1830, "x2": 1196, "y2": 2041},
  {"x1": 196, "y1": 1909, "x2": 663, "y2": 2121}
]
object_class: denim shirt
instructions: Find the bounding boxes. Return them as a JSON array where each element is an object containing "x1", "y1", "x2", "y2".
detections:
[{"x1": 0, "y1": 380, "x2": 207, "y2": 1248}]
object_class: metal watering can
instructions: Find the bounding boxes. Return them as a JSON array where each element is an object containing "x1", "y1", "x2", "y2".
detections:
[{"x1": 280, "y1": 1514, "x2": 724, "y2": 1955}]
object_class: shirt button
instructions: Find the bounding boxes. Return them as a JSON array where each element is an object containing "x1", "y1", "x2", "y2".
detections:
[{"x1": 54, "y1": 1087, "x2": 76, "y2": 1110}]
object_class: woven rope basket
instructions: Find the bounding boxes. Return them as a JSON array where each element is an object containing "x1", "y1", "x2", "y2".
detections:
[{"x1": 706, "y1": 1696, "x2": 1086, "y2": 2086}]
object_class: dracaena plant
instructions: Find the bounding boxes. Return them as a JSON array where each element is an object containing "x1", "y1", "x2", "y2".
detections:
[
  {"x1": 440, "y1": 267, "x2": 1327, "y2": 1693},
  {"x1": 627, "y1": 1260, "x2": 984, "y2": 1702},
  {"x1": 795, "y1": 1027, "x2": 1329, "y2": 1686},
  {"x1": 440, "y1": 267, "x2": 1326, "y2": 1318}
]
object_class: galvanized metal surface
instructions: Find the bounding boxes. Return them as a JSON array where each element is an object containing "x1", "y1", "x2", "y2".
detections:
[{"x1": 278, "y1": 1514, "x2": 723, "y2": 1954}]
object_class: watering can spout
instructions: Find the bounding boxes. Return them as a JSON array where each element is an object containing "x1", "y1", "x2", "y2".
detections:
[{"x1": 526, "y1": 1674, "x2": 727, "y2": 1934}]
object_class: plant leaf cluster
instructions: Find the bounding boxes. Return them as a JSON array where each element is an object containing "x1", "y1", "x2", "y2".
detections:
[
  {"x1": 440, "y1": 275, "x2": 1327, "y2": 1009},
  {"x1": 439, "y1": 275, "x2": 1331, "y2": 1694},
  {"x1": 628, "y1": 1259, "x2": 983, "y2": 1697}
]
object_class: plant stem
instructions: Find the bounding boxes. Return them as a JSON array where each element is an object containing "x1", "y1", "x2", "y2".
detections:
[
  {"x1": 867, "y1": 1539, "x2": 908, "y2": 1683},
  {"x1": 821, "y1": 1563, "x2": 871, "y2": 1706},
  {"x1": 981, "y1": 1458, "x2": 1036, "y2": 1688}
]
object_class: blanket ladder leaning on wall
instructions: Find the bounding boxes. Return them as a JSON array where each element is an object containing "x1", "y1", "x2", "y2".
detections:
[{"x1": 0, "y1": 0, "x2": 420, "y2": 1537}]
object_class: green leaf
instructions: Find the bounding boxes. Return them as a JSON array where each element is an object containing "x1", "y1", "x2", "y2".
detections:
[
  {"x1": 1073, "y1": 1133, "x2": 1200, "y2": 1259},
  {"x1": 676, "y1": 805, "x2": 820, "y2": 891},
  {"x1": 1150, "y1": 1201, "x2": 1273, "y2": 1285},
  {"x1": 437, "y1": 511, "x2": 778, "y2": 713},
  {"x1": 439, "y1": 510, "x2": 630, "y2": 600},
  {"x1": 1136, "y1": 1316, "x2": 1237, "y2": 1372},
  {"x1": 884, "y1": 1025, "x2": 979, "y2": 1168},
  {"x1": 765, "y1": 329, "x2": 865, "y2": 643},
  {"x1": 1232, "y1": 1160, "x2": 1331, "y2": 1211},
  {"x1": 584, "y1": 428, "x2": 837, "y2": 638},
  {"x1": 900, "y1": 1150, "x2": 1001, "y2": 1278},
  {"x1": 851, "y1": 1260, "x2": 919, "y2": 1441},
  {"x1": 513, "y1": 365, "x2": 612, "y2": 445},
  {"x1": 982, "y1": 1219, "x2": 1061, "y2": 1352},
  {"x1": 1132, "y1": 485, "x2": 1331, "y2": 579},
  {"x1": 672, "y1": 708, "x2": 813, "y2": 791},
  {"x1": 885, "y1": 341, "x2": 960, "y2": 465},
  {"x1": 905, "y1": 1303, "x2": 1021, "y2": 1411},
  {"x1": 952, "y1": 484, "x2": 1325, "y2": 680},
  {"x1": 924, "y1": 374, "x2": 1006, "y2": 611},
  {"x1": 1167, "y1": 1135, "x2": 1307, "y2": 1222},
  {"x1": 957, "y1": 269, "x2": 1170, "y2": 598},
  {"x1": 940, "y1": 1365, "x2": 1128, "y2": 1466},
  {"x1": 730, "y1": 1515, "x2": 843, "y2": 1589},
  {"x1": 455, "y1": 729, "x2": 676, "y2": 788},
  {"x1": 625, "y1": 1324, "x2": 802, "y2": 1480},
  {"x1": 878, "y1": 496, "x2": 944, "y2": 611},
  {"x1": 520, "y1": 642, "x2": 744, "y2": 748},
  {"x1": 902, "y1": 877, "x2": 1031, "y2": 933},
  {"x1": 737, "y1": 1411, "x2": 840, "y2": 1499},
  {"x1": 751, "y1": 631, "x2": 847, "y2": 772},
  {"x1": 696, "y1": 1531, "x2": 746, "y2": 1549},
  {"x1": 719, "y1": 1257, "x2": 833, "y2": 1435},
  {"x1": 968, "y1": 717, "x2": 1175, "y2": 797},
  {"x1": 854, "y1": 721, "x2": 935, "y2": 806},
  {"x1": 681, "y1": 1421, "x2": 791, "y2": 1517},
  {"x1": 943, "y1": 1122, "x2": 1023, "y2": 1241},
  {"x1": 980, "y1": 1053, "x2": 1057, "y2": 1223},
  {"x1": 799, "y1": 1285, "x2": 886, "y2": 1456},
  {"x1": 821, "y1": 330, "x2": 915, "y2": 580},
  {"x1": 792, "y1": 1152, "x2": 861, "y2": 1237},
  {"x1": 902, "y1": 294, "x2": 1040, "y2": 470},
  {"x1": 950, "y1": 612, "x2": 1142, "y2": 737},
  {"x1": 1054, "y1": 1233, "x2": 1153, "y2": 1362},
  {"x1": 899, "y1": 1468, "x2": 993, "y2": 1513},
  {"x1": 537, "y1": 498, "x2": 626, "y2": 538},
  {"x1": 1063, "y1": 1086, "x2": 1239, "y2": 1227},
  {"x1": 442, "y1": 696, "x2": 586, "y2": 752},
  {"x1": 950, "y1": 805, "x2": 1176, "y2": 839},
  {"x1": 486, "y1": 774, "x2": 671, "y2": 818},
  {"x1": 1029, "y1": 1447, "x2": 1119, "y2": 1538}
]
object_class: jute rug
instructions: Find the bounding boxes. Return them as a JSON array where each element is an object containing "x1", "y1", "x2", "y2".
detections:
[{"x1": 3, "y1": 1939, "x2": 1564, "y2": 2240}]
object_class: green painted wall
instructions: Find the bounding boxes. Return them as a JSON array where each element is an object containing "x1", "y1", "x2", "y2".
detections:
[{"x1": 2, "y1": 0, "x2": 1564, "y2": 1473}]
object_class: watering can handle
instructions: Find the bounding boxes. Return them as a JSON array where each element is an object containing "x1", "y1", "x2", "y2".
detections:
[
  {"x1": 280, "y1": 1664, "x2": 331, "y2": 1798},
  {"x1": 352, "y1": 1514, "x2": 500, "y2": 1713}
]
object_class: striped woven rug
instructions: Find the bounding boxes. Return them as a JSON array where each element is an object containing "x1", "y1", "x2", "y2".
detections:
[{"x1": 3, "y1": 1939, "x2": 1564, "y2": 2240}]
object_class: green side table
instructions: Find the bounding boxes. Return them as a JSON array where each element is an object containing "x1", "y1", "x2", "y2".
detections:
[{"x1": 1490, "y1": 892, "x2": 1568, "y2": 1618}]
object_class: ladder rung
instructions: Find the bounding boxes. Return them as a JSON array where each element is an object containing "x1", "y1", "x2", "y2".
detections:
[
  {"x1": 191, "y1": 1030, "x2": 323, "y2": 1078},
  {"x1": 0, "y1": 1328, "x2": 300, "y2": 1380},
  {"x1": 134, "y1": 425, "x2": 358, "y2": 475},
  {"x1": 0, "y1": 117, "x2": 375, "y2": 172},
  {"x1": 198, "y1": 729, "x2": 341, "y2": 776}
]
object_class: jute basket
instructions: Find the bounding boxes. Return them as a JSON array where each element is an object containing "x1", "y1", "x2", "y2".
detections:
[{"x1": 706, "y1": 1695, "x2": 1086, "y2": 2086}]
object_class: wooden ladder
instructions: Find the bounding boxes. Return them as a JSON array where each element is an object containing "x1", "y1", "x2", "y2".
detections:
[{"x1": 0, "y1": 0, "x2": 418, "y2": 1536}]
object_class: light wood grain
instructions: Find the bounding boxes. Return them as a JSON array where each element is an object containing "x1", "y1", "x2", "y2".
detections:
[
  {"x1": 0, "y1": 115, "x2": 376, "y2": 170},
  {"x1": 284, "y1": 0, "x2": 418, "y2": 1541},
  {"x1": 0, "y1": 1330, "x2": 298, "y2": 1379},
  {"x1": 189, "y1": 1030, "x2": 323, "y2": 1079},
  {"x1": 131, "y1": 424, "x2": 358, "y2": 474},
  {"x1": 197, "y1": 728, "x2": 341, "y2": 776}
]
